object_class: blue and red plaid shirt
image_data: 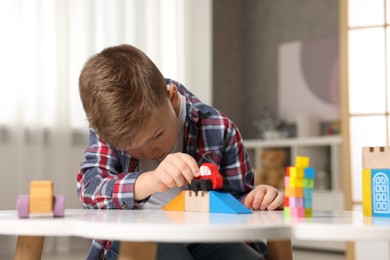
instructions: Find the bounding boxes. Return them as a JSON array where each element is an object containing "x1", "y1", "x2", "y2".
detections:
[{"x1": 77, "y1": 79, "x2": 255, "y2": 258}]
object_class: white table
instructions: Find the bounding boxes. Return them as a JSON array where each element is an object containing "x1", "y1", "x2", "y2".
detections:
[{"x1": 1, "y1": 209, "x2": 386, "y2": 259}]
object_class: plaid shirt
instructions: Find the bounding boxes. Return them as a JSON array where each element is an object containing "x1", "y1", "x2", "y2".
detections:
[{"x1": 77, "y1": 79, "x2": 255, "y2": 258}]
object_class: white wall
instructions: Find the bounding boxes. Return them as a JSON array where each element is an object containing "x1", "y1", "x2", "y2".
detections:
[{"x1": 183, "y1": 0, "x2": 213, "y2": 105}]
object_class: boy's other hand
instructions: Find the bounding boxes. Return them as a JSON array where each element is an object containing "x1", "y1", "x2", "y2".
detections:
[
  {"x1": 151, "y1": 153, "x2": 200, "y2": 193},
  {"x1": 244, "y1": 185, "x2": 284, "y2": 210}
]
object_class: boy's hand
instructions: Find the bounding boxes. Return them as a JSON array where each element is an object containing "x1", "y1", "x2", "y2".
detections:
[
  {"x1": 151, "y1": 153, "x2": 200, "y2": 193},
  {"x1": 244, "y1": 185, "x2": 284, "y2": 210}
]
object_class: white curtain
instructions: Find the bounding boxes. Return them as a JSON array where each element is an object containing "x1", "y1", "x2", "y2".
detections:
[{"x1": 0, "y1": 0, "x2": 211, "y2": 256}]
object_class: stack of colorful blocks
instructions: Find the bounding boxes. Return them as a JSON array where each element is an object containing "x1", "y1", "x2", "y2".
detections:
[
  {"x1": 362, "y1": 146, "x2": 390, "y2": 217},
  {"x1": 284, "y1": 156, "x2": 315, "y2": 218}
]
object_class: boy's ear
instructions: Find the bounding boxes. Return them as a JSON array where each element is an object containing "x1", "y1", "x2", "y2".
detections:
[{"x1": 167, "y1": 84, "x2": 179, "y2": 106}]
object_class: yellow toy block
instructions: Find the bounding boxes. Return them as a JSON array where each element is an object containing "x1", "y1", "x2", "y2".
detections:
[
  {"x1": 163, "y1": 191, "x2": 185, "y2": 211},
  {"x1": 296, "y1": 156, "x2": 309, "y2": 168},
  {"x1": 296, "y1": 178, "x2": 304, "y2": 188},
  {"x1": 362, "y1": 146, "x2": 390, "y2": 169},
  {"x1": 185, "y1": 190, "x2": 210, "y2": 212},
  {"x1": 304, "y1": 208, "x2": 312, "y2": 217},
  {"x1": 362, "y1": 168, "x2": 372, "y2": 217},
  {"x1": 29, "y1": 180, "x2": 53, "y2": 214},
  {"x1": 289, "y1": 177, "x2": 296, "y2": 187},
  {"x1": 289, "y1": 167, "x2": 297, "y2": 178},
  {"x1": 296, "y1": 167, "x2": 304, "y2": 178}
]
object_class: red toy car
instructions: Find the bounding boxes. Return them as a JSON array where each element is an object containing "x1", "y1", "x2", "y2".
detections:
[{"x1": 190, "y1": 163, "x2": 227, "y2": 191}]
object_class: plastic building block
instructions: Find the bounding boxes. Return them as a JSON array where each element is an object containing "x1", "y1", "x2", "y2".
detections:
[
  {"x1": 17, "y1": 180, "x2": 65, "y2": 218},
  {"x1": 362, "y1": 146, "x2": 390, "y2": 169},
  {"x1": 284, "y1": 156, "x2": 315, "y2": 219},
  {"x1": 296, "y1": 156, "x2": 309, "y2": 168}
]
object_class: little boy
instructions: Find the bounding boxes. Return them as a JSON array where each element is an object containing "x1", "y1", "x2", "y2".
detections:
[{"x1": 77, "y1": 44, "x2": 284, "y2": 260}]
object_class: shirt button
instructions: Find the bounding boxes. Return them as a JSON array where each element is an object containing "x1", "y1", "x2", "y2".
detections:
[
  {"x1": 131, "y1": 161, "x2": 138, "y2": 167},
  {"x1": 204, "y1": 152, "x2": 212, "y2": 159}
]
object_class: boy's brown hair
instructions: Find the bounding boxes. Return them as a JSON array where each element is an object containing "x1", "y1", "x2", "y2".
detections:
[{"x1": 79, "y1": 44, "x2": 167, "y2": 150}]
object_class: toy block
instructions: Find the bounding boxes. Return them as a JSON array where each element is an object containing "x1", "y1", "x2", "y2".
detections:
[
  {"x1": 296, "y1": 156, "x2": 309, "y2": 168},
  {"x1": 29, "y1": 180, "x2": 53, "y2": 213},
  {"x1": 362, "y1": 146, "x2": 390, "y2": 169},
  {"x1": 371, "y1": 169, "x2": 390, "y2": 217},
  {"x1": 289, "y1": 167, "x2": 297, "y2": 178},
  {"x1": 304, "y1": 208, "x2": 312, "y2": 217},
  {"x1": 296, "y1": 167, "x2": 304, "y2": 178},
  {"x1": 304, "y1": 198, "x2": 312, "y2": 208},
  {"x1": 284, "y1": 197, "x2": 289, "y2": 207},
  {"x1": 362, "y1": 169, "x2": 372, "y2": 217},
  {"x1": 304, "y1": 188, "x2": 313, "y2": 198},
  {"x1": 289, "y1": 176, "x2": 297, "y2": 187},
  {"x1": 296, "y1": 178, "x2": 304, "y2": 188},
  {"x1": 285, "y1": 166, "x2": 291, "y2": 176},
  {"x1": 303, "y1": 178, "x2": 314, "y2": 188},
  {"x1": 284, "y1": 207, "x2": 291, "y2": 218},
  {"x1": 290, "y1": 187, "x2": 303, "y2": 197},
  {"x1": 304, "y1": 168, "x2": 315, "y2": 179},
  {"x1": 164, "y1": 163, "x2": 252, "y2": 215},
  {"x1": 163, "y1": 191, "x2": 185, "y2": 211},
  {"x1": 289, "y1": 197, "x2": 303, "y2": 207},
  {"x1": 291, "y1": 207, "x2": 304, "y2": 218},
  {"x1": 284, "y1": 176, "x2": 290, "y2": 187},
  {"x1": 185, "y1": 191, "x2": 210, "y2": 212},
  {"x1": 284, "y1": 156, "x2": 314, "y2": 219},
  {"x1": 285, "y1": 186, "x2": 291, "y2": 197},
  {"x1": 209, "y1": 191, "x2": 251, "y2": 214}
]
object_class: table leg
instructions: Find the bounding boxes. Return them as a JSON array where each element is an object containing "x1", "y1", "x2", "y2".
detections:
[
  {"x1": 119, "y1": 242, "x2": 157, "y2": 260},
  {"x1": 267, "y1": 239, "x2": 293, "y2": 260},
  {"x1": 14, "y1": 236, "x2": 45, "y2": 260}
]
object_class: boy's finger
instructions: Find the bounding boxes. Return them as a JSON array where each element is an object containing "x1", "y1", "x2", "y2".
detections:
[
  {"x1": 244, "y1": 193, "x2": 254, "y2": 208},
  {"x1": 267, "y1": 192, "x2": 284, "y2": 210},
  {"x1": 178, "y1": 153, "x2": 200, "y2": 177}
]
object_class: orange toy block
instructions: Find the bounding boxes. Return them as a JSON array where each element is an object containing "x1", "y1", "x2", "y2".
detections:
[
  {"x1": 163, "y1": 191, "x2": 185, "y2": 211},
  {"x1": 29, "y1": 180, "x2": 53, "y2": 213},
  {"x1": 185, "y1": 190, "x2": 210, "y2": 212}
]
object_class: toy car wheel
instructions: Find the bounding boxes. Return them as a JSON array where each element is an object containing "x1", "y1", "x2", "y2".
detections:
[
  {"x1": 190, "y1": 179, "x2": 201, "y2": 192},
  {"x1": 200, "y1": 179, "x2": 213, "y2": 191},
  {"x1": 53, "y1": 195, "x2": 65, "y2": 218},
  {"x1": 17, "y1": 195, "x2": 29, "y2": 218}
]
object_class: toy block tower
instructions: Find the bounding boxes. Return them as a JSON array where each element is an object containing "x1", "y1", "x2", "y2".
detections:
[
  {"x1": 284, "y1": 156, "x2": 315, "y2": 218},
  {"x1": 362, "y1": 146, "x2": 390, "y2": 217}
]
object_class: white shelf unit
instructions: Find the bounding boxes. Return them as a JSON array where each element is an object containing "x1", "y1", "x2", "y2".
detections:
[{"x1": 245, "y1": 136, "x2": 345, "y2": 252}]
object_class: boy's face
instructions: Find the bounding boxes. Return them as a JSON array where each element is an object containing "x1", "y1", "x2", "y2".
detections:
[{"x1": 125, "y1": 86, "x2": 180, "y2": 161}]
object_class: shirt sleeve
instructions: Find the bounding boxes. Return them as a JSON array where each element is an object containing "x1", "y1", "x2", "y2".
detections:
[
  {"x1": 76, "y1": 127, "x2": 144, "y2": 209},
  {"x1": 221, "y1": 119, "x2": 255, "y2": 202}
]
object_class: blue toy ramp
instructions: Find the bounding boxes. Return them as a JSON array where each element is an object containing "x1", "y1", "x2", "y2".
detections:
[{"x1": 209, "y1": 191, "x2": 252, "y2": 214}]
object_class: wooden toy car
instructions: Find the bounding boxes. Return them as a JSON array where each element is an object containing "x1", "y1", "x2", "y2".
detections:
[
  {"x1": 17, "y1": 180, "x2": 65, "y2": 218},
  {"x1": 190, "y1": 163, "x2": 227, "y2": 191}
]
